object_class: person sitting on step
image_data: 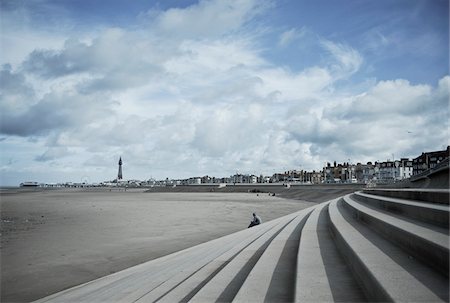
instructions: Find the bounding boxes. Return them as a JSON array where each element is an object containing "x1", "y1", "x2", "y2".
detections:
[{"x1": 248, "y1": 212, "x2": 262, "y2": 228}]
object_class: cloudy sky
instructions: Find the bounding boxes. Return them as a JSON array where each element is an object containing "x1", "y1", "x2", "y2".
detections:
[{"x1": 0, "y1": 0, "x2": 448, "y2": 185}]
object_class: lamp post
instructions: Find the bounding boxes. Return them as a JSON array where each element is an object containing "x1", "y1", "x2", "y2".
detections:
[{"x1": 348, "y1": 159, "x2": 351, "y2": 183}]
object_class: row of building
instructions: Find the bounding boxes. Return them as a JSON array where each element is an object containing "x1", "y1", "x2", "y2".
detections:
[
  {"x1": 312, "y1": 146, "x2": 448, "y2": 184},
  {"x1": 156, "y1": 146, "x2": 449, "y2": 186},
  {"x1": 23, "y1": 146, "x2": 447, "y2": 188}
]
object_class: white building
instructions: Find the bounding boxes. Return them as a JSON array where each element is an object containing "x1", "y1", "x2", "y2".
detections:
[
  {"x1": 188, "y1": 177, "x2": 201, "y2": 185},
  {"x1": 375, "y1": 158, "x2": 413, "y2": 181},
  {"x1": 396, "y1": 158, "x2": 413, "y2": 180}
]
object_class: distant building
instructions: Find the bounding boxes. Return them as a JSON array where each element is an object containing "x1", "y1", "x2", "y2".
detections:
[
  {"x1": 322, "y1": 162, "x2": 355, "y2": 183},
  {"x1": 374, "y1": 158, "x2": 413, "y2": 182},
  {"x1": 20, "y1": 181, "x2": 39, "y2": 187},
  {"x1": 412, "y1": 146, "x2": 450, "y2": 175},
  {"x1": 323, "y1": 159, "x2": 411, "y2": 184},
  {"x1": 301, "y1": 170, "x2": 323, "y2": 184},
  {"x1": 376, "y1": 161, "x2": 394, "y2": 181},
  {"x1": 118, "y1": 157, "x2": 123, "y2": 180},
  {"x1": 231, "y1": 174, "x2": 243, "y2": 184},
  {"x1": 270, "y1": 173, "x2": 288, "y2": 183},
  {"x1": 397, "y1": 158, "x2": 413, "y2": 180},
  {"x1": 188, "y1": 177, "x2": 201, "y2": 185},
  {"x1": 323, "y1": 163, "x2": 335, "y2": 183},
  {"x1": 201, "y1": 175, "x2": 212, "y2": 184},
  {"x1": 355, "y1": 162, "x2": 376, "y2": 183},
  {"x1": 227, "y1": 174, "x2": 258, "y2": 184}
]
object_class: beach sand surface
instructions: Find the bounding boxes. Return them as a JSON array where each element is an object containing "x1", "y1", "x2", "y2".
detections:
[{"x1": 1, "y1": 188, "x2": 317, "y2": 302}]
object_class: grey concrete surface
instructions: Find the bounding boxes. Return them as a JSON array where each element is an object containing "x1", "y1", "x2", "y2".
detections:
[
  {"x1": 296, "y1": 203, "x2": 334, "y2": 302},
  {"x1": 343, "y1": 194, "x2": 449, "y2": 276},
  {"x1": 296, "y1": 202, "x2": 366, "y2": 302},
  {"x1": 147, "y1": 183, "x2": 364, "y2": 202},
  {"x1": 233, "y1": 208, "x2": 313, "y2": 302},
  {"x1": 329, "y1": 199, "x2": 446, "y2": 302},
  {"x1": 363, "y1": 188, "x2": 450, "y2": 204},
  {"x1": 140, "y1": 219, "x2": 280, "y2": 302},
  {"x1": 354, "y1": 191, "x2": 449, "y2": 228},
  {"x1": 189, "y1": 215, "x2": 296, "y2": 303}
]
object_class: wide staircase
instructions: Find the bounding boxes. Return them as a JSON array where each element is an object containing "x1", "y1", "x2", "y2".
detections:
[{"x1": 35, "y1": 188, "x2": 449, "y2": 303}]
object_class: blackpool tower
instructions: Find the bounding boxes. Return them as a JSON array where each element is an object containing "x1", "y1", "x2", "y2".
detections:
[{"x1": 118, "y1": 157, "x2": 123, "y2": 180}]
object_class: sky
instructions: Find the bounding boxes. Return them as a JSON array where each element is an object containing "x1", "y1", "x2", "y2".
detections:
[{"x1": 0, "y1": 0, "x2": 449, "y2": 185}]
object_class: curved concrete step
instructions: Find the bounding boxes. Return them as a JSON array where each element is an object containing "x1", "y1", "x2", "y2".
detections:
[
  {"x1": 329, "y1": 199, "x2": 448, "y2": 302},
  {"x1": 295, "y1": 201, "x2": 366, "y2": 303},
  {"x1": 134, "y1": 217, "x2": 285, "y2": 302},
  {"x1": 153, "y1": 213, "x2": 298, "y2": 303},
  {"x1": 343, "y1": 194, "x2": 449, "y2": 277},
  {"x1": 189, "y1": 208, "x2": 313, "y2": 303},
  {"x1": 353, "y1": 191, "x2": 449, "y2": 228},
  {"x1": 232, "y1": 208, "x2": 313, "y2": 302},
  {"x1": 362, "y1": 188, "x2": 450, "y2": 205}
]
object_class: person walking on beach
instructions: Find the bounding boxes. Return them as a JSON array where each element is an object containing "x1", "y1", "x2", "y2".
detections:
[{"x1": 248, "y1": 213, "x2": 262, "y2": 228}]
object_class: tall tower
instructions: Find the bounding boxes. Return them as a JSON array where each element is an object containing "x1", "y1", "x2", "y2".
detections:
[{"x1": 118, "y1": 157, "x2": 123, "y2": 180}]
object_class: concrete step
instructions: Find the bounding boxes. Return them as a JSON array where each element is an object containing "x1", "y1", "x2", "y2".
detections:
[
  {"x1": 353, "y1": 191, "x2": 449, "y2": 228},
  {"x1": 134, "y1": 217, "x2": 285, "y2": 302},
  {"x1": 343, "y1": 194, "x2": 449, "y2": 277},
  {"x1": 188, "y1": 211, "x2": 304, "y2": 302},
  {"x1": 329, "y1": 198, "x2": 448, "y2": 302},
  {"x1": 295, "y1": 201, "x2": 366, "y2": 302},
  {"x1": 232, "y1": 208, "x2": 313, "y2": 302},
  {"x1": 148, "y1": 214, "x2": 297, "y2": 302},
  {"x1": 362, "y1": 188, "x2": 450, "y2": 205}
]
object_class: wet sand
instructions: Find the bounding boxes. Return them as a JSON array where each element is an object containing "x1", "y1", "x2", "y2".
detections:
[{"x1": 1, "y1": 188, "x2": 318, "y2": 302}]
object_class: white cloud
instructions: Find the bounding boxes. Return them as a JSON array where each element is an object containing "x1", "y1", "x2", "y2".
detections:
[
  {"x1": 278, "y1": 27, "x2": 306, "y2": 47},
  {"x1": 256, "y1": 66, "x2": 333, "y2": 101},
  {"x1": 344, "y1": 79, "x2": 432, "y2": 117},
  {"x1": 148, "y1": 0, "x2": 271, "y2": 39},
  {"x1": 321, "y1": 40, "x2": 363, "y2": 78},
  {"x1": 284, "y1": 76, "x2": 449, "y2": 163}
]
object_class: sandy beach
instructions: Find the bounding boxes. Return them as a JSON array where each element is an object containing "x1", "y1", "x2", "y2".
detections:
[{"x1": 1, "y1": 188, "x2": 319, "y2": 302}]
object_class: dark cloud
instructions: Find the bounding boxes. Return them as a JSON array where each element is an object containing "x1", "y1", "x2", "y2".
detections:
[
  {"x1": 1, "y1": 98, "x2": 72, "y2": 136},
  {"x1": 22, "y1": 39, "x2": 91, "y2": 78},
  {"x1": 1, "y1": 64, "x2": 73, "y2": 136},
  {"x1": 0, "y1": 64, "x2": 34, "y2": 97},
  {"x1": 0, "y1": 65, "x2": 38, "y2": 135},
  {"x1": 0, "y1": 90, "x2": 116, "y2": 136},
  {"x1": 22, "y1": 32, "x2": 163, "y2": 94},
  {"x1": 35, "y1": 146, "x2": 69, "y2": 162},
  {"x1": 77, "y1": 64, "x2": 162, "y2": 94}
]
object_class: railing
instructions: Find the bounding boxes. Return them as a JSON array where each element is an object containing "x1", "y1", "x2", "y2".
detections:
[{"x1": 410, "y1": 158, "x2": 449, "y2": 181}]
